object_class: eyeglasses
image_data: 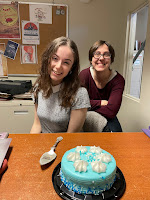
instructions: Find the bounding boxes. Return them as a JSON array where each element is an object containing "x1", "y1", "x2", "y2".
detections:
[{"x1": 93, "y1": 51, "x2": 111, "y2": 59}]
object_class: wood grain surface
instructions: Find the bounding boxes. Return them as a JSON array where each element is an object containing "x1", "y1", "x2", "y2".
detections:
[{"x1": 0, "y1": 132, "x2": 150, "y2": 200}]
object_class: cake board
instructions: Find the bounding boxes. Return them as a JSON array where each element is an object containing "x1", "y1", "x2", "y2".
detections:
[{"x1": 52, "y1": 163, "x2": 126, "y2": 200}]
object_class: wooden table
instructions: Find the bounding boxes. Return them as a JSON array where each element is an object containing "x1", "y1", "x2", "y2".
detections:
[{"x1": 0, "y1": 132, "x2": 150, "y2": 200}]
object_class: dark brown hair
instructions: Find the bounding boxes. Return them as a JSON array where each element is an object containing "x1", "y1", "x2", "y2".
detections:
[
  {"x1": 89, "y1": 40, "x2": 115, "y2": 63},
  {"x1": 33, "y1": 36, "x2": 80, "y2": 108}
]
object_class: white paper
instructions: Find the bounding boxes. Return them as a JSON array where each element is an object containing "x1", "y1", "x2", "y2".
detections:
[
  {"x1": 22, "y1": 20, "x2": 40, "y2": 45},
  {"x1": 0, "y1": 54, "x2": 3, "y2": 75},
  {"x1": 29, "y1": 4, "x2": 52, "y2": 24},
  {"x1": 0, "y1": 138, "x2": 12, "y2": 168},
  {"x1": 21, "y1": 45, "x2": 37, "y2": 64}
]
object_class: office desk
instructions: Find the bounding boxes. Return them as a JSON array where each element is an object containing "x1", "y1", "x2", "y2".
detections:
[{"x1": 0, "y1": 132, "x2": 150, "y2": 200}]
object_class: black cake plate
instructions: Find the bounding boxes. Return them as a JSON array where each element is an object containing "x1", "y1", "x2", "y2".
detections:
[{"x1": 52, "y1": 163, "x2": 126, "y2": 200}]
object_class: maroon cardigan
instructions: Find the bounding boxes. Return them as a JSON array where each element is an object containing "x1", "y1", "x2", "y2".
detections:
[{"x1": 79, "y1": 67, "x2": 125, "y2": 119}]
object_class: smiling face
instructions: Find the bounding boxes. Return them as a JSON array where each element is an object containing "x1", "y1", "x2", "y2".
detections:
[
  {"x1": 49, "y1": 45, "x2": 74, "y2": 86},
  {"x1": 91, "y1": 44, "x2": 111, "y2": 73}
]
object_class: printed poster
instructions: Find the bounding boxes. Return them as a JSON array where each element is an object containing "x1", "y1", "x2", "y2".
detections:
[
  {"x1": 4, "y1": 40, "x2": 19, "y2": 60},
  {"x1": 0, "y1": 43, "x2": 8, "y2": 77},
  {"x1": 22, "y1": 20, "x2": 40, "y2": 45},
  {"x1": 21, "y1": 45, "x2": 37, "y2": 64},
  {"x1": 0, "y1": 2, "x2": 20, "y2": 39},
  {"x1": 29, "y1": 4, "x2": 52, "y2": 24}
]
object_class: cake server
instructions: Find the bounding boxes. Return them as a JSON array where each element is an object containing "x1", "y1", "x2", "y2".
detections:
[{"x1": 40, "y1": 136, "x2": 63, "y2": 165}]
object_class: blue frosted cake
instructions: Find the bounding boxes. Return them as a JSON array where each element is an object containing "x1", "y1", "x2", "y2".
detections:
[{"x1": 60, "y1": 146, "x2": 116, "y2": 195}]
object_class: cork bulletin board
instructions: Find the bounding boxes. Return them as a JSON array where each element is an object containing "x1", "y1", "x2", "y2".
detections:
[{"x1": 0, "y1": 2, "x2": 68, "y2": 75}]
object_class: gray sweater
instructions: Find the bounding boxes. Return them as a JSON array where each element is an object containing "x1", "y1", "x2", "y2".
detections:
[{"x1": 36, "y1": 86, "x2": 90, "y2": 133}]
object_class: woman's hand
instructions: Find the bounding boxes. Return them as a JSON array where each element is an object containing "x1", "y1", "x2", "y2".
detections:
[
  {"x1": 0, "y1": 159, "x2": 8, "y2": 174},
  {"x1": 101, "y1": 100, "x2": 108, "y2": 106},
  {"x1": 67, "y1": 108, "x2": 87, "y2": 133}
]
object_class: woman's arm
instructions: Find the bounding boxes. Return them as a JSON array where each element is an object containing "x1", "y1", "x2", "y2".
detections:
[
  {"x1": 30, "y1": 104, "x2": 42, "y2": 133},
  {"x1": 67, "y1": 108, "x2": 87, "y2": 133},
  {"x1": 90, "y1": 77, "x2": 125, "y2": 119}
]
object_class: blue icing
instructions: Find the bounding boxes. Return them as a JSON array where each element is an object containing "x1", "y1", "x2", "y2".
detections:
[
  {"x1": 63, "y1": 175, "x2": 112, "y2": 194},
  {"x1": 61, "y1": 146, "x2": 116, "y2": 194},
  {"x1": 62, "y1": 148, "x2": 115, "y2": 180},
  {"x1": 60, "y1": 170, "x2": 116, "y2": 195},
  {"x1": 87, "y1": 187, "x2": 93, "y2": 194}
]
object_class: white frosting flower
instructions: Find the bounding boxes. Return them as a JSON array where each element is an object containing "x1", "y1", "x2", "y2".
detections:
[
  {"x1": 95, "y1": 153, "x2": 104, "y2": 161},
  {"x1": 90, "y1": 146, "x2": 103, "y2": 154},
  {"x1": 73, "y1": 160, "x2": 88, "y2": 172},
  {"x1": 67, "y1": 152, "x2": 80, "y2": 161},
  {"x1": 76, "y1": 146, "x2": 88, "y2": 153},
  {"x1": 91, "y1": 161, "x2": 106, "y2": 173},
  {"x1": 101, "y1": 153, "x2": 112, "y2": 163}
]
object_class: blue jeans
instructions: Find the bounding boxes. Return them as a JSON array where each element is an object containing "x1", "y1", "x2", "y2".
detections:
[{"x1": 107, "y1": 116, "x2": 122, "y2": 132}]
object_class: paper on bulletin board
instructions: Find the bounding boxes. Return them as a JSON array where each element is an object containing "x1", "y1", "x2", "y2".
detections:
[
  {"x1": 29, "y1": 4, "x2": 52, "y2": 24},
  {"x1": 0, "y1": 43, "x2": 8, "y2": 77},
  {"x1": 22, "y1": 20, "x2": 40, "y2": 45},
  {"x1": 0, "y1": 2, "x2": 20, "y2": 39},
  {"x1": 21, "y1": 45, "x2": 37, "y2": 64},
  {"x1": 4, "y1": 40, "x2": 19, "y2": 60}
]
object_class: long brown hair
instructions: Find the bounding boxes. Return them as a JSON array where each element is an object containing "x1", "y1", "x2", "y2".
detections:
[{"x1": 33, "y1": 36, "x2": 80, "y2": 108}]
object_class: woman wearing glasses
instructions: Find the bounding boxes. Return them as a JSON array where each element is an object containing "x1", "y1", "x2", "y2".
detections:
[{"x1": 79, "y1": 40, "x2": 125, "y2": 132}]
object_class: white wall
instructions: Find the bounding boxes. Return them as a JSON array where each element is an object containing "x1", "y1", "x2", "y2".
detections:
[
  {"x1": 118, "y1": 0, "x2": 150, "y2": 132},
  {"x1": 1, "y1": 0, "x2": 150, "y2": 132},
  {"x1": 1, "y1": 0, "x2": 128, "y2": 95},
  {"x1": 1, "y1": 0, "x2": 127, "y2": 78}
]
